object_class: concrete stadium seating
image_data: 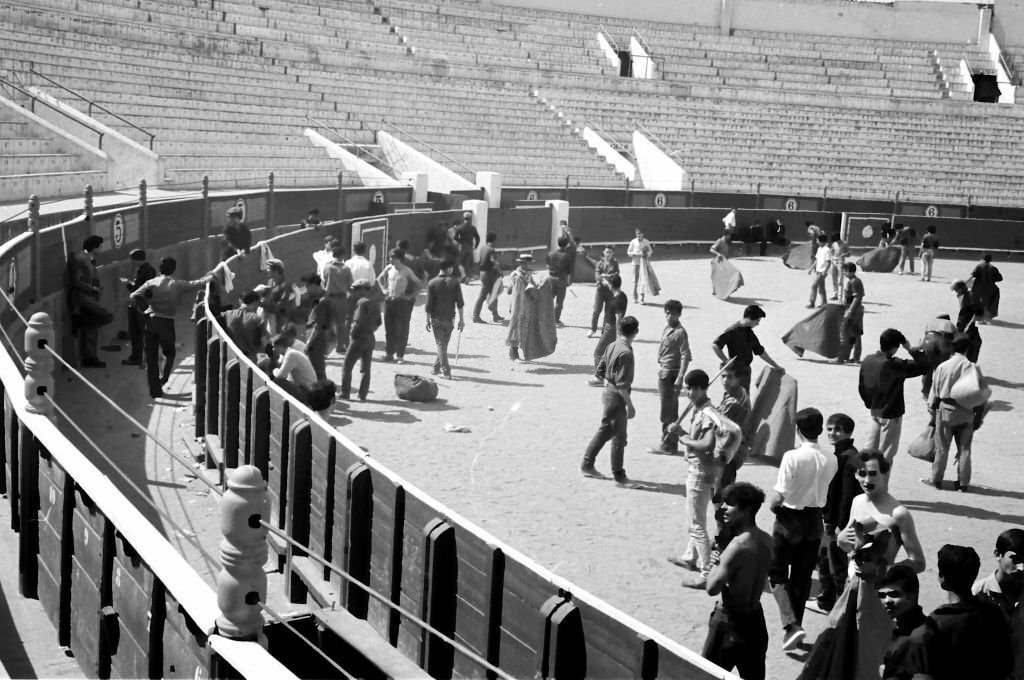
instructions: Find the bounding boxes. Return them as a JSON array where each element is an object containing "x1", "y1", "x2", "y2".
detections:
[{"x1": 0, "y1": 0, "x2": 1019, "y2": 204}]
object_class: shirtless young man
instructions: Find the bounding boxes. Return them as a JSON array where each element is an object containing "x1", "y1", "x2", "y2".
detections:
[
  {"x1": 837, "y1": 449, "x2": 926, "y2": 576},
  {"x1": 702, "y1": 481, "x2": 773, "y2": 680}
]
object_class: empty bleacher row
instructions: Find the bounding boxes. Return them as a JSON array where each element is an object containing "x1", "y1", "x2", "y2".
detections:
[{"x1": 542, "y1": 86, "x2": 1024, "y2": 206}]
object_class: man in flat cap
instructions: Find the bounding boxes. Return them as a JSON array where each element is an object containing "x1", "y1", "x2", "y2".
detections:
[
  {"x1": 221, "y1": 205, "x2": 252, "y2": 260},
  {"x1": 120, "y1": 248, "x2": 156, "y2": 366}
]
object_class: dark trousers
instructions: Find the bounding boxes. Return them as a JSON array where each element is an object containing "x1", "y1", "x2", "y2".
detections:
[
  {"x1": 306, "y1": 341, "x2": 327, "y2": 382},
  {"x1": 77, "y1": 322, "x2": 99, "y2": 363},
  {"x1": 431, "y1": 318, "x2": 454, "y2": 375},
  {"x1": 816, "y1": 538, "x2": 849, "y2": 606},
  {"x1": 326, "y1": 293, "x2": 348, "y2": 353},
  {"x1": 458, "y1": 245, "x2": 474, "y2": 279},
  {"x1": 474, "y1": 269, "x2": 500, "y2": 320},
  {"x1": 341, "y1": 334, "x2": 373, "y2": 399},
  {"x1": 702, "y1": 603, "x2": 768, "y2": 680},
  {"x1": 144, "y1": 316, "x2": 176, "y2": 396},
  {"x1": 344, "y1": 287, "x2": 371, "y2": 348},
  {"x1": 735, "y1": 364, "x2": 752, "y2": 393},
  {"x1": 582, "y1": 390, "x2": 628, "y2": 479},
  {"x1": 770, "y1": 507, "x2": 823, "y2": 628},
  {"x1": 127, "y1": 306, "x2": 145, "y2": 360},
  {"x1": 384, "y1": 297, "x2": 412, "y2": 358},
  {"x1": 593, "y1": 323, "x2": 615, "y2": 366},
  {"x1": 590, "y1": 286, "x2": 609, "y2": 332},
  {"x1": 658, "y1": 370, "x2": 680, "y2": 451},
  {"x1": 550, "y1": 277, "x2": 567, "y2": 322}
]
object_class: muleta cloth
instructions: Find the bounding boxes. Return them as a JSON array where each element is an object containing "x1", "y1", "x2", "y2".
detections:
[
  {"x1": 782, "y1": 241, "x2": 814, "y2": 270},
  {"x1": 506, "y1": 276, "x2": 557, "y2": 361},
  {"x1": 782, "y1": 303, "x2": 846, "y2": 359},
  {"x1": 640, "y1": 258, "x2": 661, "y2": 297},
  {"x1": 856, "y1": 246, "x2": 901, "y2": 273},
  {"x1": 394, "y1": 374, "x2": 439, "y2": 402},
  {"x1": 226, "y1": 205, "x2": 243, "y2": 217},
  {"x1": 710, "y1": 259, "x2": 744, "y2": 300},
  {"x1": 743, "y1": 365, "x2": 798, "y2": 460}
]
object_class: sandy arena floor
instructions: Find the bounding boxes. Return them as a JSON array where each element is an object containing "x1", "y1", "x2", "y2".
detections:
[
  {"x1": 322, "y1": 251, "x2": 1024, "y2": 678},
  {"x1": 54, "y1": 249, "x2": 1024, "y2": 679}
]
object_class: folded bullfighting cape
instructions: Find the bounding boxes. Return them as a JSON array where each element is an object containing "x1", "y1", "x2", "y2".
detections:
[
  {"x1": 782, "y1": 303, "x2": 845, "y2": 359},
  {"x1": 517, "y1": 278, "x2": 558, "y2": 360},
  {"x1": 744, "y1": 366, "x2": 798, "y2": 460},
  {"x1": 856, "y1": 246, "x2": 901, "y2": 273},
  {"x1": 711, "y1": 259, "x2": 744, "y2": 300},
  {"x1": 782, "y1": 241, "x2": 813, "y2": 270},
  {"x1": 640, "y1": 259, "x2": 661, "y2": 297}
]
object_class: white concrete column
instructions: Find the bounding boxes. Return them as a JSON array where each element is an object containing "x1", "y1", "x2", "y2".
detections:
[
  {"x1": 546, "y1": 199, "x2": 570, "y2": 249},
  {"x1": 476, "y1": 171, "x2": 502, "y2": 208},
  {"x1": 462, "y1": 199, "x2": 488, "y2": 237},
  {"x1": 401, "y1": 171, "x2": 428, "y2": 203}
]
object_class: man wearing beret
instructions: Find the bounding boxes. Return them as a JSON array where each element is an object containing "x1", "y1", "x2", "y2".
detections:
[{"x1": 120, "y1": 248, "x2": 156, "y2": 366}]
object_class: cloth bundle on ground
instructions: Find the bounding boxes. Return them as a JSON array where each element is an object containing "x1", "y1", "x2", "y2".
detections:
[
  {"x1": 639, "y1": 259, "x2": 661, "y2": 297},
  {"x1": 744, "y1": 366, "x2": 798, "y2": 460},
  {"x1": 394, "y1": 374, "x2": 438, "y2": 402},
  {"x1": 710, "y1": 259, "x2": 744, "y2": 300},
  {"x1": 856, "y1": 246, "x2": 901, "y2": 272},
  {"x1": 782, "y1": 241, "x2": 814, "y2": 270},
  {"x1": 782, "y1": 303, "x2": 846, "y2": 359},
  {"x1": 506, "y1": 276, "x2": 557, "y2": 361}
]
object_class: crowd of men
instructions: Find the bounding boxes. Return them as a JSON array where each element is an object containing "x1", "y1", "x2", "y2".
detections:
[{"x1": 65, "y1": 204, "x2": 1018, "y2": 680}]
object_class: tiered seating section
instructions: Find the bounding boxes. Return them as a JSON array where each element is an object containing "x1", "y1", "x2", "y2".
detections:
[
  {"x1": 0, "y1": 0, "x2": 1019, "y2": 204},
  {"x1": 541, "y1": 86, "x2": 1024, "y2": 205}
]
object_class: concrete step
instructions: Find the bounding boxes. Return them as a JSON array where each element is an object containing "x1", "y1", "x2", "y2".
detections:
[
  {"x1": 0, "y1": 137, "x2": 55, "y2": 154},
  {"x1": 0, "y1": 153, "x2": 84, "y2": 174},
  {"x1": 0, "y1": 169, "x2": 108, "y2": 202}
]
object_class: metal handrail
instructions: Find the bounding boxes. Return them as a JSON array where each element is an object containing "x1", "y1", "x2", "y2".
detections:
[
  {"x1": 634, "y1": 120, "x2": 674, "y2": 155},
  {"x1": 583, "y1": 118, "x2": 631, "y2": 155},
  {"x1": 379, "y1": 118, "x2": 475, "y2": 175},
  {"x1": 0, "y1": 73, "x2": 105, "y2": 150},
  {"x1": 598, "y1": 24, "x2": 619, "y2": 53},
  {"x1": 29, "y1": 69, "x2": 156, "y2": 149},
  {"x1": 305, "y1": 114, "x2": 391, "y2": 169}
]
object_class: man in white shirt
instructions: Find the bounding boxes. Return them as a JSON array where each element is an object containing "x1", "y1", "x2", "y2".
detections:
[
  {"x1": 768, "y1": 407, "x2": 837, "y2": 650},
  {"x1": 271, "y1": 333, "x2": 317, "y2": 402},
  {"x1": 345, "y1": 241, "x2": 377, "y2": 349},
  {"x1": 925, "y1": 333, "x2": 981, "y2": 492},
  {"x1": 627, "y1": 228, "x2": 653, "y2": 304},
  {"x1": 807, "y1": 233, "x2": 831, "y2": 308}
]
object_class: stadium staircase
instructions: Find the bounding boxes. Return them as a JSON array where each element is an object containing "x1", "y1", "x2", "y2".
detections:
[{"x1": 0, "y1": 97, "x2": 108, "y2": 201}]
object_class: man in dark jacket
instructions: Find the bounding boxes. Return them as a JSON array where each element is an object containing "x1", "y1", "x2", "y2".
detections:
[
  {"x1": 221, "y1": 205, "x2": 252, "y2": 260},
  {"x1": 546, "y1": 236, "x2": 574, "y2": 327},
  {"x1": 453, "y1": 212, "x2": 480, "y2": 282},
  {"x1": 810, "y1": 413, "x2": 860, "y2": 613},
  {"x1": 880, "y1": 565, "x2": 933, "y2": 680},
  {"x1": 67, "y1": 234, "x2": 111, "y2": 368},
  {"x1": 120, "y1": 248, "x2": 156, "y2": 366},
  {"x1": 905, "y1": 545, "x2": 1013, "y2": 680},
  {"x1": 857, "y1": 328, "x2": 927, "y2": 465}
]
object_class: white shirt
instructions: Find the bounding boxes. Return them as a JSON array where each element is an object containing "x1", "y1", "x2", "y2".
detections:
[
  {"x1": 313, "y1": 250, "x2": 332, "y2": 278},
  {"x1": 627, "y1": 238, "x2": 652, "y2": 266},
  {"x1": 774, "y1": 441, "x2": 836, "y2": 510},
  {"x1": 273, "y1": 347, "x2": 317, "y2": 388},
  {"x1": 813, "y1": 245, "x2": 831, "y2": 273},
  {"x1": 345, "y1": 255, "x2": 376, "y2": 286}
]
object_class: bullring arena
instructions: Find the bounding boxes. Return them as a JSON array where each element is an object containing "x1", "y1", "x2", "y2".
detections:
[{"x1": 1, "y1": 0, "x2": 1024, "y2": 678}]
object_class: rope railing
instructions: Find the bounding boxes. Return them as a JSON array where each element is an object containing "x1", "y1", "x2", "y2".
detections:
[
  {"x1": 46, "y1": 394, "x2": 221, "y2": 573},
  {"x1": 259, "y1": 521, "x2": 517, "y2": 680},
  {"x1": 0, "y1": 287, "x2": 226, "y2": 500}
]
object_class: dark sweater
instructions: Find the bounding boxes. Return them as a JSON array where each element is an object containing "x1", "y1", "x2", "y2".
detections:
[
  {"x1": 858, "y1": 350, "x2": 928, "y2": 418},
  {"x1": 822, "y1": 438, "x2": 861, "y2": 533}
]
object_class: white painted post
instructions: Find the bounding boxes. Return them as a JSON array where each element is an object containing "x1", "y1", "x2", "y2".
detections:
[
  {"x1": 476, "y1": 171, "x2": 502, "y2": 209},
  {"x1": 215, "y1": 465, "x2": 269, "y2": 641}
]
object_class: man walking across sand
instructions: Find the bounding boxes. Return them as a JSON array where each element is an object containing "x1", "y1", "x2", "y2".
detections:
[{"x1": 581, "y1": 316, "x2": 640, "y2": 487}]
